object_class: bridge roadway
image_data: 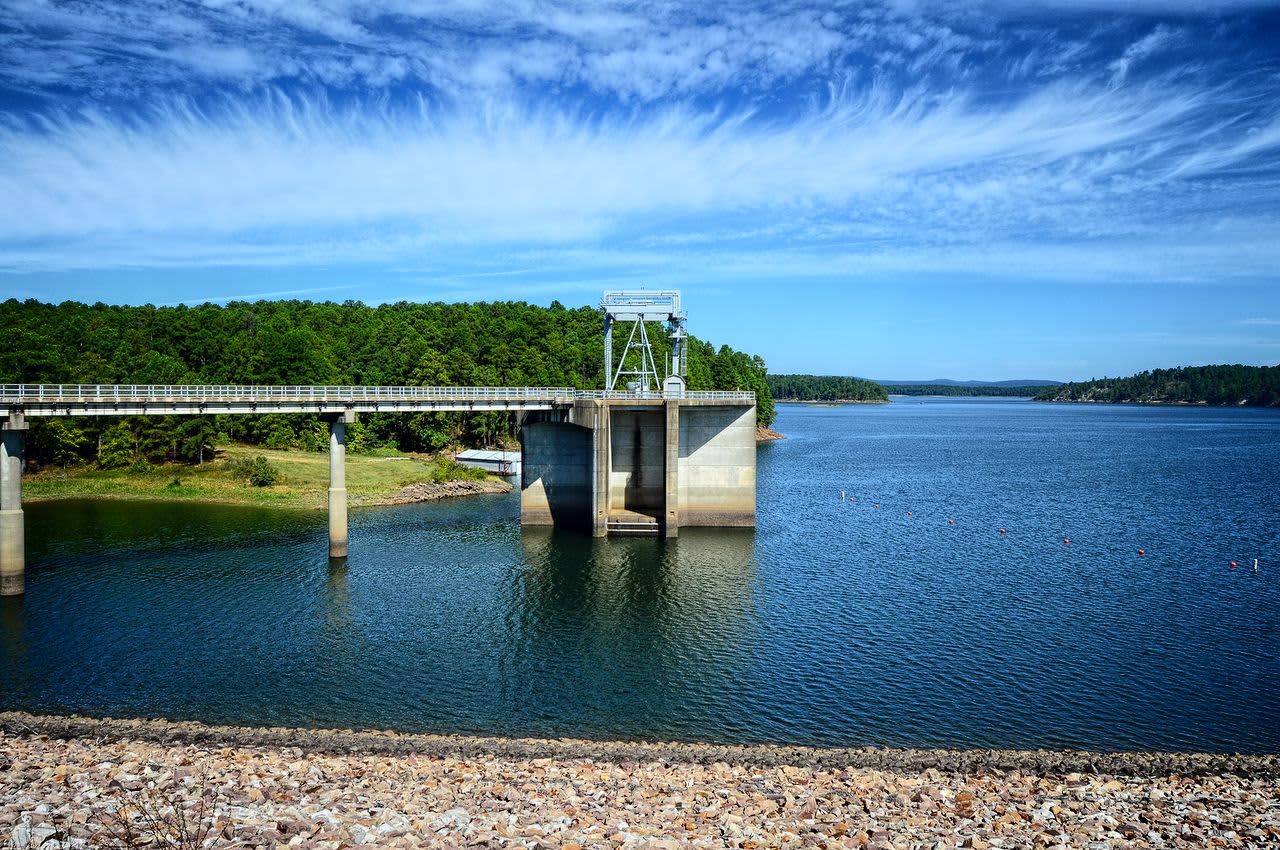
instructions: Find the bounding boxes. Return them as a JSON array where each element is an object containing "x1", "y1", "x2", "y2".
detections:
[
  {"x1": 0, "y1": 384, "x2": 757, "y2": 596},
  {"x1": 0, "y1": 384, "x2": 753, "y2": 416}
]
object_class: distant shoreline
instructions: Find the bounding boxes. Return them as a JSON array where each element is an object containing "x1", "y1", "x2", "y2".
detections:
[
  {"x1": 1033, "y1": 397, "x2": 1259, "y2": 406},
  {"x1": 775, "y1": 399, "x2": 890, "y2": 405}
]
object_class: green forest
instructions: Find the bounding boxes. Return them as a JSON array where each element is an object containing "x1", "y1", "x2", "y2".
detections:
[
  {"x1": 766, "y1": 374, "x2": 888, "y2": 402},
  {"x1": 1035, "y1": 364, "x2": 1280, "y2": 406},
  {"x1": 881, "y1": 384, "x2": 1050, "y2": 397},
  {"x1": 1, "y1": 298, "x2": 776, "y2": 468}
]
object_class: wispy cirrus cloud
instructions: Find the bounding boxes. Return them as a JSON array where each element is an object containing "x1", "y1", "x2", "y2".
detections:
[{"x1": 0, "y1": 0, "x2": 1278, "y2": 286}]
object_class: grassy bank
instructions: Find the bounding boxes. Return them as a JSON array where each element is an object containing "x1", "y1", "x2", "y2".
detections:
[{"x1": 23, "y1": 445, "x2": 500, "y2": 510}]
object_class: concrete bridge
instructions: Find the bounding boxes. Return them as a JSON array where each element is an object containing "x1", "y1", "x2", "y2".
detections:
[{"x1": 0, "y1": 384, "x2": 757, "y2": 595}]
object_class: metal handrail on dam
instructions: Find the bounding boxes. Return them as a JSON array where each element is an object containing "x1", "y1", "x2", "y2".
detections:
[{"x1": 0, "y1": 384, "x2": 755, "y2": 409}]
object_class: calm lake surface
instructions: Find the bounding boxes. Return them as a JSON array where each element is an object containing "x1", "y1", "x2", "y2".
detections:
[{"x1": 4, "y1": 398, "x2": 1278, "y2": 753}]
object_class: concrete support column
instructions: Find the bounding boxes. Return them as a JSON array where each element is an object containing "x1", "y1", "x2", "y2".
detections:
[
  {"x1": 1, "y1": 415, "x2": 28, "y2": 597},
  {"x1": 324, "y1": 411, "x2": 355, "y2": 558},
  {"x1": 664, "y1": 400, "x2": 679, "y2": 538},
  {"x1": 592, "y1": 402, "x2": 610, "y2": 538}
]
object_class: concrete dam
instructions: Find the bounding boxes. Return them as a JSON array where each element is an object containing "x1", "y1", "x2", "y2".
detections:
[{"x1": 522, "y1": 397, "x2": 756, "y2": 537}]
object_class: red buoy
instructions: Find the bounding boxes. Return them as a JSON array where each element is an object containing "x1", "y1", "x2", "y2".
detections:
[
  {"x1": 1000, "y1": 528, "x2": 1006, "y2": 535},
  {"x1": 1138, "y1": 549, "x2": 1146, "y2": 556},
  {"x1": 1063, "y1": 537, "x2": 1070, "y2": 545},
  {"x1": 948, "y1": 519, "x2": 956, "y2": 525},
  {"x1": 907, "y1": 511, "x2": 913, "y2": 516},
  {"x1": 1231, "y1": 561, "x2": 1238, "y2": 568}
]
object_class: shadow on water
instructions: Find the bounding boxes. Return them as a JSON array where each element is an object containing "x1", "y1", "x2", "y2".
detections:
[
  {"x1": 504, "y1": 527, "x2": 760, "y2": 741},
  {"x1": 0, "y1": 597, "x2": 29, "y2": 704}
]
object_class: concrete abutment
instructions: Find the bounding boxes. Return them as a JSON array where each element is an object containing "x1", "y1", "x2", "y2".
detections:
[{"x1": 519, "y1": 400, "x2": 754, "y2": 536}]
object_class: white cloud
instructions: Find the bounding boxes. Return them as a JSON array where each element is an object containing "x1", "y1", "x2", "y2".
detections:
[
  {"x1": 1108, "y1": 25, "x2": 1180, "y2": 85},
  {"x1": 1, "y1": 0, "x2": 1277, "y2": 286},
  {"x1": 0, "y1": 70, "x2": 1276, "y2": 283}
]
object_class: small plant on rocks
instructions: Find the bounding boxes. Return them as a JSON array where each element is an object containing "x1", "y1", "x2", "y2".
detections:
[{"x1": 85, "y1": 775, "x2": 223, "y2": 850}]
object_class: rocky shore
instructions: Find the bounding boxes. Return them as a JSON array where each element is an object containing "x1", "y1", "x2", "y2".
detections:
[
  {"x1": 373, "y1": 478, "x2": 513, "y2": 506},
  {"x1": 755, "y1": 425, "x2": 784, "y2": 443},
  {"x1": 2, "y1": 713, "x2": 1277, "y2": 849}
]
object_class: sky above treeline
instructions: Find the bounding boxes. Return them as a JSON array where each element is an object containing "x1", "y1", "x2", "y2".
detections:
[{"x1": 1, "y1": 0, "x2": 1278, "y2": 381}]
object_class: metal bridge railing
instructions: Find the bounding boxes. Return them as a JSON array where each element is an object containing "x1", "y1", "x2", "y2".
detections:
[{"x1": 0, "y1": 384, "x2": 756, "y2": 404}]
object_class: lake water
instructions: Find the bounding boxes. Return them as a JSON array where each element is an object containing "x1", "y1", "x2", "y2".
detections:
[{"x1": 3, "y1": 398, "x2": 1278, "y2": 753}]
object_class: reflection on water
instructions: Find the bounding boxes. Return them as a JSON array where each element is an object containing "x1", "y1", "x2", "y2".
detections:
[
  {"x1": 509, "y1": 529, "x2": 758, "y2": 739},
  {"x1": 1, "y1": 596, "x2": 27, "y2": 704},
  {"x1": 4, "y1": 399, "x2": 1280, "y2": 752}
]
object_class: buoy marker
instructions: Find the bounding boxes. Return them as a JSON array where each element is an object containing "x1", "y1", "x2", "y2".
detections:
[
  {"x1": 999, "y1": 527, "x2": 1006, "y2": 535},
  {"x1": 948, "y1": 519, "x2": 956, "y2": 525},
  {"x1": 907, "y1": 511, "x2": 913, "y2": 517},
  {"x1": 1138, "y1": 549, "x2": 1145, "y2": 556},
  {"x1": 1063, "y1": 537, "x2": 1070, "y2": 545},
  {"x1": 1230, "y1": 561, "x2": 1238, "y2": 569},
  {"x1": 874, "y1": 503, "x2": 880, "y2": 509}
]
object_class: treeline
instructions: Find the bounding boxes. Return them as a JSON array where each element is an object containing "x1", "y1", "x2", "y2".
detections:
[
  {"x1": 767, "y1": 374, "x2": 888, "y2": 402},
  {"x1": 882, "y1": 385, "x2": 1048, "y2": 397},
  {"x1": 1035, "y1": 364, "x2": 1280, "y2": 406},
  {"x1": 1, "y1": 298, "x2": 776, "y2": 468}
]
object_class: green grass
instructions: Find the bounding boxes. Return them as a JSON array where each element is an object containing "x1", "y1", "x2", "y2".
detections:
[{"x1": 24, "y1": 445, "x2": 493, "y2": 510}]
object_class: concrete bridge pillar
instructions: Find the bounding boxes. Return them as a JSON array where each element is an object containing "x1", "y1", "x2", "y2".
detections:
[
  {"x1": 0, "y1": 414, "x2": 27, "y2": 596},
  {"x1": 592, "y1": 403, "x2": 610, "y2": 538},
  {"x1": 664, "y1": 401, "x2": 679, "y2": 538},
  {"x1": 324, "y1": 411, "x2": 356, "y2": 558}
]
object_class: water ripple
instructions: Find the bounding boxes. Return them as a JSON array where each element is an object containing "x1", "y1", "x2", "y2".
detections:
[{"x1": 3, "y1": 399, "x2": 1278, "y2": 752}]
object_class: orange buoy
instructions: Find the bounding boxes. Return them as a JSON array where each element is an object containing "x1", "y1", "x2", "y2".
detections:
[{"x1": 1138, "y1": 549, "x2": 1145, "y2": 556}]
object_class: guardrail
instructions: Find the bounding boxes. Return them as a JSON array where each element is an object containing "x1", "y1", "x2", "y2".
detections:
[{"x1": 0, "y1": 384, "x2": 755, "y2": 404}]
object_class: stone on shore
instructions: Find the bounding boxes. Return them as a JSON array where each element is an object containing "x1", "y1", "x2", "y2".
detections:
[
  {"x1": 375, "y1": 478, "x2": 512, "y2": 506},
  {"x1": 2, "y1": 714, "x2": 1278, "y2": 849}
]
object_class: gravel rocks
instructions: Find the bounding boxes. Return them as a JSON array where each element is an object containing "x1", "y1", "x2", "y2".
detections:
[
  {"x1": 373, "y1": 478, "x2": 512, "y2": 506},
  {"x1": 3, "y1": 712, "x2": 1278, "y2": 849}
]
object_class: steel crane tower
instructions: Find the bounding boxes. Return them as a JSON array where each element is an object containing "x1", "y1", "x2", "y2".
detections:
[{"x1": 600, "y1": 291, "x2": 688, "y2": 393}]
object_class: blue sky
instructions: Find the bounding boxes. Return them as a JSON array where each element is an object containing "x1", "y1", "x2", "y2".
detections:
[{"x1": 1, "y1": 1, "x2": 1278, "y2": 381}]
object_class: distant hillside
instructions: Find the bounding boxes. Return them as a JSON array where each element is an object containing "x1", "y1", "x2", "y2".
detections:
[
  {"x1": 881, "y1": 384, "x2": 1051, "y2": 398},
  {"x1": 876, "y1": 378, "x2": 1063, "y2": 388},
  {"x1": 767, "y1": 374, "x2": 888, "y2": 402},
  {"x1": 1035, "y1": 364, "x2": 1280, "y2": 407}
]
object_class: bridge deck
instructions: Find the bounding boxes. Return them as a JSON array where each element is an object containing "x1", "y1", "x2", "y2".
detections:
[{"x1": 0, "y1": 384, "x2": 754, "y2": 417}]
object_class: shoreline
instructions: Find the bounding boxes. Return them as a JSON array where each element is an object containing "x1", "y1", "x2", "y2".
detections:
[
  {"x1": 2, "y1": 712, "x2": 1276, "y2": 777},
  {"x1": 22, "y1": 444, "x2": 513, "y2": 511},
  {"x1": 776, "y1": 399, "x2": 890, "y2": 405},
  {"x1": 4, "y1": 712, "x2": 1278, "y2": 850},
  {"x1": 22, "y1": 477, "x2": 513, "y2": 510},
  {"x1": 1033, "y1": 397, "x2": 1266, "y2": 407}
]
